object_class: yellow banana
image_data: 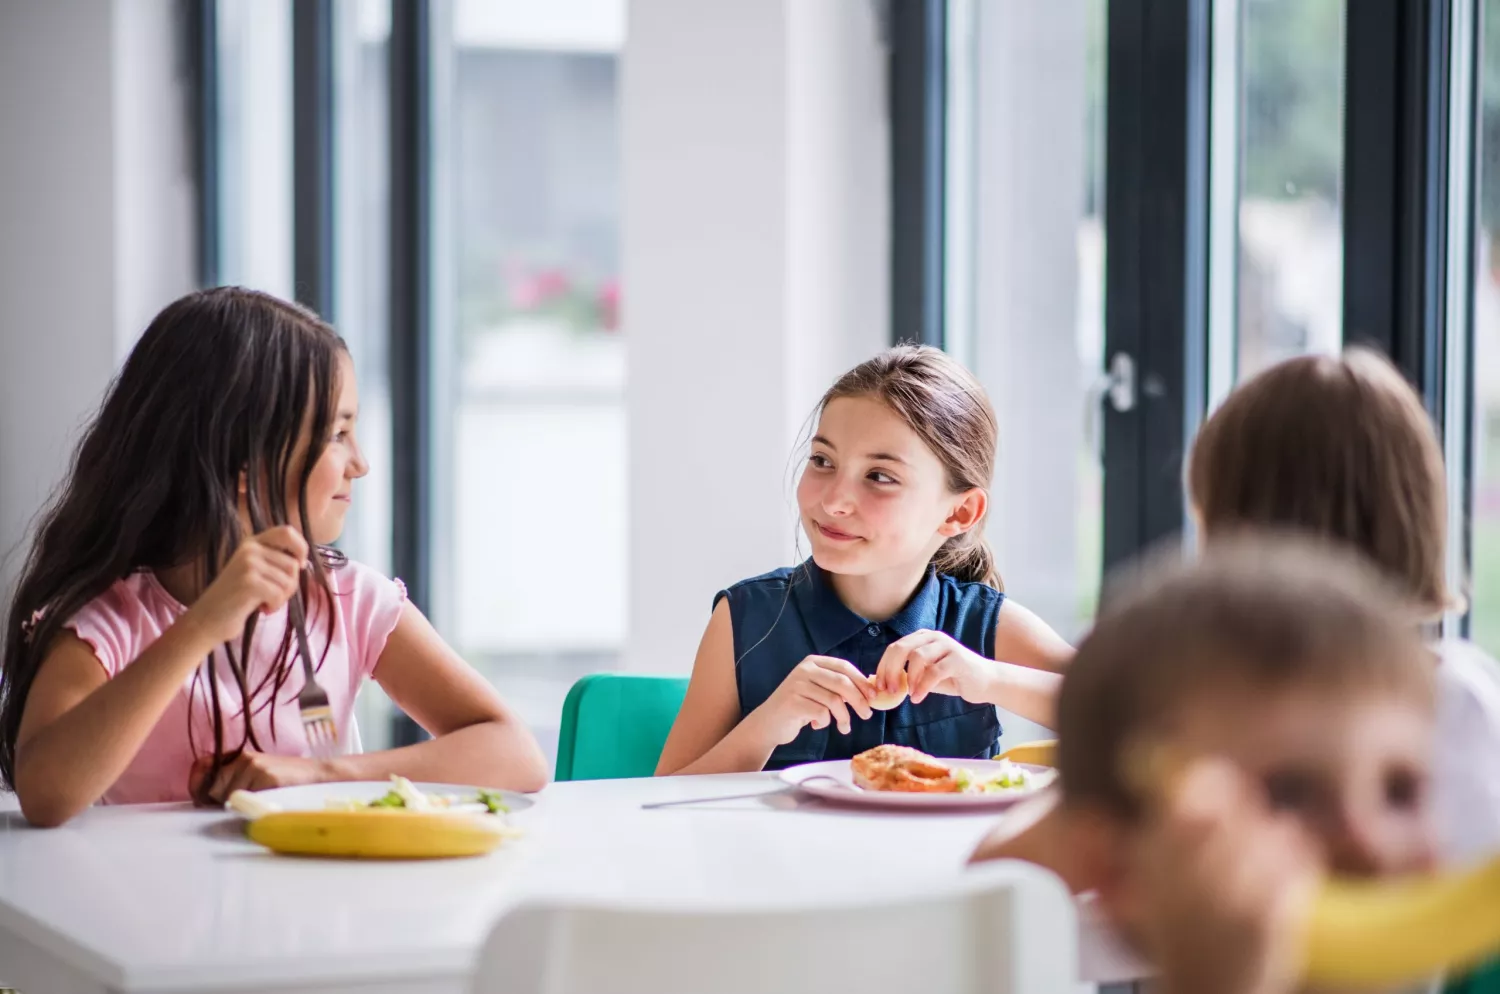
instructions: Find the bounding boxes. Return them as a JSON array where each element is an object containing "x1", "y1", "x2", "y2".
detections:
[
  {"x1": 998, "y1": 739, "x2": 1056, "y2": 767},
  {"x1": 1303, "y1": 856, "x2": 1500, "y2": 988},
  {"x1": 1118, "y1": 743, "x2": 1500, "y2": 985},
  {"x1": 246, "y1": 809, "x2": 514, "y2": 859}
]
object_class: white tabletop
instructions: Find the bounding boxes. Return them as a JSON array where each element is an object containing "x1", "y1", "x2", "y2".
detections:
[{"x1": 0, "y1": 775, "x2": 1146, "y2": 994}]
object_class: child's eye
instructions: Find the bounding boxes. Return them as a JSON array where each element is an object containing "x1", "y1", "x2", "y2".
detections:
[
  {"x1": 1384, "y1": 768, "x2": 1423, "y2": 810},
  {"x1": 867, "y1": 471, "x2": 898, "y2": 485},
  {"x1": 1262, "y1": 770, "x2": 1316, "y2": 813},
  {"x1": 808, "y1": 454, "x2": 833, "y2": 469}
]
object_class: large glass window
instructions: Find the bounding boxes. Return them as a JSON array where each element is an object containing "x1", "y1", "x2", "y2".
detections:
[
  {"x1": 1469, "y1": 0, "x2": 1500, "y2": 652},
  {"x1": 437, "y1": 0, "x2": 627, "y2": 755},
  {"x1": 212, "y1": 0, "x2": 293, "y2": 296},
  {"x1": 208, "y1": 0, "x2": 397, "y2": 748},
  {"x1": 949, "y1": 0, "x2": 1106, "y2": 642},
  {"x1": 1234, "y1": 0, "x2": 1345, "y2": 381},
  {"x1": 333, "y1": 0, "x2": 396, "y2": 751},
  {"x1": 205, "y1": 1, "x2": 625, "y2": 758}
]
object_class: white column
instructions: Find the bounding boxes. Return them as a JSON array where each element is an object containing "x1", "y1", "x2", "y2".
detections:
[
  {"x1": 622, "y1": 0, "x2": 889, "y2": 674},
  {"x1": 0, "y1": 0, "x2": 196, "y2": 601}
]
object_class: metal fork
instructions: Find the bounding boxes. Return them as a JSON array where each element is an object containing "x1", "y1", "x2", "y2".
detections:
[
  {"x1": 288, "y1": 593, "x2": 338, "y2": 759},
  {"x1": 640, "y1": 776, "x2": 850, "y2": 809}
]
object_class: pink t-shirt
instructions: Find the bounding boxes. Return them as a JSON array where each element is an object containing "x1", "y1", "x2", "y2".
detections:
[{"x1": 63, "y1": 559, "x2": 407, "y2": 804}]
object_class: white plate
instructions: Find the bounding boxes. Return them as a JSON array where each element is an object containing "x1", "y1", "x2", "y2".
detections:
[
  {"x1": 778, "y1": 759, "x2": 1054, "y2": 810},
  {"x1": 225, "y1": 781, "x2": 535, "y2": 818}
]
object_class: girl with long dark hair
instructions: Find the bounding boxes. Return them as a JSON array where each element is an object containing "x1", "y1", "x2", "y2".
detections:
[{"x1": 1, "y1": 287, "x2": 548, "y2": 826}]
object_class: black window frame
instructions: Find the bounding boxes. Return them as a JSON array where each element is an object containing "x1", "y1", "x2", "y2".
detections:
[
  {"x1": 886, "y1": 0, "x2": 1213, "y2": 583},
  {"x1": 887, "y1": 0, "x2": 1477, "y2": 614}
]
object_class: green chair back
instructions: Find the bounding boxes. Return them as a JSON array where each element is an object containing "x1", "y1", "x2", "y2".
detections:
[
  {"x1": 1446, "y1": 958, "x2": 1500, "y2": 994},
  {"x1": 554, "y1": 674, "x2": 690, "y2": 782}
]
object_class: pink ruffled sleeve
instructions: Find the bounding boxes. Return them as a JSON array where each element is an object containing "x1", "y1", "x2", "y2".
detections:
[
  {"x1": 60, "y1": 585, "x2": 141, "y2": 678},
  {"x1": 336, "y1": 560, "x2": 409, "y2": 682}
]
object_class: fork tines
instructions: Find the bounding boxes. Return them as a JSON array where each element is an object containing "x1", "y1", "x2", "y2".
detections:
[
  {"x1": 288, "y1": 591, "x2": 338, "y2": 759},
  {"x1": 299, "y1": 696, "x2": 338, "y2": 759}
]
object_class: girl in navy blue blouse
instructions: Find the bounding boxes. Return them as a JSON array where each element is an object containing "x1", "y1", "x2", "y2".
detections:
[{"x1": 658, "y1": 346, "x2": 1073, "y2": 775}]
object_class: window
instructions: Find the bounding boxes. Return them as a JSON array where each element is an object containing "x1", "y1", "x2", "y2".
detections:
[
  {"x1": 329, "y1": 0, "x2": 393, "y2": 579},
  {"x1": 201, "y1": 0, "x2": 1487, "y2": 758},
  {"x1": 1235, "y1": 0, "x2": 1345, "y2": 382},
  {"x1": 948, "y1": 0, "x2": 1106, "y2": 639},
  {"x1": 437, "y1": 0, "x2": 627, "y2": 750},
  {"x1": 332, "y1": 0, "x2": 396, "y2": 750},
  {"x1": 929, "y1": 0, "x2": 1488, "y2": 674},
  {"x1": 202, "y1": 1, "x2": 626, "y2": 757},
  {"x1": 1470, "y1": 0, "x2": 1500, "y2": 652},
  {"x1": 211, "y1": 0, "x2": 293, "y2": 295}
]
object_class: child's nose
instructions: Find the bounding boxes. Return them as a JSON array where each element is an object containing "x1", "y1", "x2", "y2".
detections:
[
  {"x1": 822, "y1": 477, "x2": 857, "y2": 516},
  {"x1": 349, "y1": 442, "x2": 370, "y2": 478},
  {"x1": 1323, "y1": 805, "x2": 1393, "y2": 877}
]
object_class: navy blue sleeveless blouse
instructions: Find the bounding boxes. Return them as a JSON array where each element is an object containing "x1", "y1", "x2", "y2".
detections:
[{"x1": 716, "y1": 560, "x2": 1005, "y2": 771}]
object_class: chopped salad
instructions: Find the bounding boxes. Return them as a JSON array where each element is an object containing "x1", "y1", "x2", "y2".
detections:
[
  {"x1": 328, "y1": 776, "x2": 510, "y2": 814},
  {"x1": 226, "y1": 775, "x2": 510, "y2": 819},
  {"x1": 952, "y1": 760, "x2": 1052, "y2": 794}
]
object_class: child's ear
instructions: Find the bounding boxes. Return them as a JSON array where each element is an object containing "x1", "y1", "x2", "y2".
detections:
[
  {"x1": 1070, "y1": 806, "x2": 1134, "y2": 914},
  {"x1": 938, "y1": 488, "x2": 988, "y2": 538}
]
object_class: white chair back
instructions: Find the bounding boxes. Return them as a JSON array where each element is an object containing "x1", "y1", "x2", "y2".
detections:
[{"x1": 472, "y1": 861, "x2": 1081, "y2": 994}]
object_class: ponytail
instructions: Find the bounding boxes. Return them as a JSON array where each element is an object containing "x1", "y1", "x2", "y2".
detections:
[{"x1": 932, "y1": 528, "x2": 1003, "y2": 591}]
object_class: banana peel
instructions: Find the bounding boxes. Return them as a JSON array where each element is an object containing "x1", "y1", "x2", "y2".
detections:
[{"x1": 245, "y1": 809, "x2": 518, "y2": 859}]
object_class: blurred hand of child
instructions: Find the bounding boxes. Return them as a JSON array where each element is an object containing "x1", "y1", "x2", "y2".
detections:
[{"x1": 1128, "y1": 756, "x2": 1320, "y2": 994}]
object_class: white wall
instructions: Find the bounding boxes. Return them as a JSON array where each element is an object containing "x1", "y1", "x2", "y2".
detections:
[
  {"x1": 622, "y1": 0, "x2": 889, "y2": 674},
  {"x1": 0, "y1": 0, "x2": 196, "y2": 600}
]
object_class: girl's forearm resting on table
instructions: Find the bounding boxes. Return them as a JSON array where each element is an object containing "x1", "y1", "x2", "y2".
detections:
[
  {"x1": 15, "y1": 620, "x2": 219, "y2": 827},
  {"x1": 325, "y1": 719, "x2": 549, "y2": 792},
  {"x1": 661, "y1": 710, "x2": 782, "y2": 776}
]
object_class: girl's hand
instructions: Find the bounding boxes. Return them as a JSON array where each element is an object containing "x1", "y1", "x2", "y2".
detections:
[
  {"x1": 874, "y1": 630, "x2": 996, "y2": 705},
  {"x1": 181, "y1": 526, "x2": 309, "y2": 645},
  {"x1": 192, "y1": 750, "x2": 337, "y2": 805},
  {"x1": 750, "y1": 656, "x2": 876, "y2": 744},
  {"x1": 1129, "y1": 757, "x2": 1319, "y2": 994}
]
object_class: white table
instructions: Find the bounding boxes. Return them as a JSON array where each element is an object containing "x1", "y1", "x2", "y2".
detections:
[{"x1": 0, "y1": 775, "x2": 1147, "y2": 994}]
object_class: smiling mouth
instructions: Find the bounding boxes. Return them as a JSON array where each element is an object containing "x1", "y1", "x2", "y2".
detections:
[{"x1": 815, "y1": 521, "x2": 861, "y2": 542}]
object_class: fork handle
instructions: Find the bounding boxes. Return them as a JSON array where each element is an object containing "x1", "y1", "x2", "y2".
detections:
[
  {"x1": 641, "y1": 786, "x2": 795, "y2": 809},
  {"x1": 286, "y1": 591, "x2": 317, "y2": 680}
]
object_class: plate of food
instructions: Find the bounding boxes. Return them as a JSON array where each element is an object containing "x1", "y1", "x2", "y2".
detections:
[
  {"x1": 223, "y1": 775, "x2": 534, "y2": 819},
  {"x1": 223, "y1": 776, "x2": 531, "y2": 860},
  {"x1": 778, "y1": 744, "x2": 1055, "y2": 810}
]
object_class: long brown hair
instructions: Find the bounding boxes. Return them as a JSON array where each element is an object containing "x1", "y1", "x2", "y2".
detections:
[
  {"x1": 0, "y1": 287, "x2": 347, "y2": 799},
  {"x1": 817, "y1": 345, "x2": 1002, "y2": 589},
  {"x1": 1187, "y1": 347, "x2": 1453, "y2": 618}
]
